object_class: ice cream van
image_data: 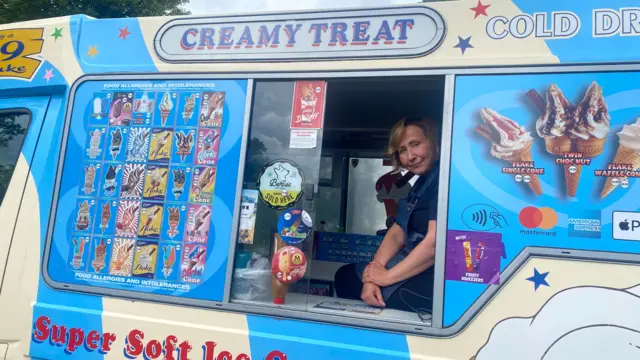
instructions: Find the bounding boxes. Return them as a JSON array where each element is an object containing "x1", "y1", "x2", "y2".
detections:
[{"x1": 1, "y1": 0, "x2": 640, "y2": 359}]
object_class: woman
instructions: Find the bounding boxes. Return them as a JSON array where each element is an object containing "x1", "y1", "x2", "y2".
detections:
[{"x1": 334, "y1": 117, "x2": 440, "y2": 314}]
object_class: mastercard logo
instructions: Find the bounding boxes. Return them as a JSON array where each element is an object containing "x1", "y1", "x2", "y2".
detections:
[{"x1": 519, "y1": 206, "x2": 558, "y2": 230}]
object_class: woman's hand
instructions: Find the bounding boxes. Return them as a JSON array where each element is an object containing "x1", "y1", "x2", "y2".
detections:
[
  {"x1": 361, "y1": 282, "x2": 385, "y2": 307},
  {"x1": 363, "y1": 261, "x2": 392, "y2": 287}
]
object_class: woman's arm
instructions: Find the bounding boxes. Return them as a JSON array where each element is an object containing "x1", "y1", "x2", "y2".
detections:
[
  {"x1": 372, "y1": 223, "x2": 405, "y2": 267},
  {"x1": 386, "y1": 220, "x2": 437, "y2": 284}
]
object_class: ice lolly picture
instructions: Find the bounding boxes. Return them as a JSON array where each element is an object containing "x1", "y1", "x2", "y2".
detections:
[
  {"x1": 148, "y1": 128, "x2": 173, "y2": 162},
  {"x1": 132, "y1": 240, "x2": 158, "y2": 278},
  {"x1": 199, "y1": 91, "x2": 225, "y2": 127},
  {"x1": 185, "y1": 205, "x2": 211, "y2": 244},
  {"x1": 601, "y1": 117, "x2": 640, "y2": 198},
  {"x1": 143, "y1": 165, "x2": 169, "y2": 201},
  {"x1": 476, "y1": 107, "x2": 542, "y2": 195},
  {"x1": 115, "y1": 200, "x2": 140, "y2": 238},
  {"x1": 181, "y1": 244, "x2": 206, "y2": 281},
  {"x1": 137, "y1": 202, "x2": 163, "y2": 239},
  {"x1": 121, "y1": 163, "x2": 146, "y2": 199},
  {"x1": 158, "y1": 242, "x2": 181, "y2": 280},
  {"x1": 91, "y1": 238, "x2": 109, "y2": 273},
  {"x1": 182, "y1": 93, "x2": 197, "y2": 124},
  {"x1": 126, "y1": 127, "x2": 151, "y2": 162},
  {"x1": 109, "y1": 238, "x2": 136, "y2": 276}
]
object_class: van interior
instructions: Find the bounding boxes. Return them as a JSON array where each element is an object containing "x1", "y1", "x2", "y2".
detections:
[{"x1": 231, "y1": 75, "x2": 445, "y2": 326}]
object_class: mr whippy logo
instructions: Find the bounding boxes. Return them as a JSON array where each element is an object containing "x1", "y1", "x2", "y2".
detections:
[{"x1": 0, "y1": 28, "x2": 45, "y2": 80}]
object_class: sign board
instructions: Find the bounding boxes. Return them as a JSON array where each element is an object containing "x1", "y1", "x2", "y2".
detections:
[{"x1": 154, "y1": 6, "x2": 446, "y2": 62}]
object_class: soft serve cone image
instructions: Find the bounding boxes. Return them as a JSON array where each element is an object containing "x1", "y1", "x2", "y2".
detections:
[
  {"x1": 530, "y1": 84, "x2": 578, "y2": 196},
  {"x1": 159, "y1": 92, "x2": 173, "y2": 126},
  {"x1": 601, "y1": 117, "x2": 640, "y2": 198},
  {"x1": 476, "y1": 107, "x2": 542, "y2": 195},
  {"x1": 570, "y1": 82, "x2": 611, "y2": 195}
]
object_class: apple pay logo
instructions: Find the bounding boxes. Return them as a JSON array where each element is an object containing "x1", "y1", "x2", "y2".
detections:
[{"x1": 613, "y1": 211, "x2": 640, "y2": 241}]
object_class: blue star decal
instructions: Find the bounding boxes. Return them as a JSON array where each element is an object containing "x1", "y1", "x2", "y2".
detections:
[
  {"x1": 526, "y1": 268, "x2": 550, "y2": 291},
  {"x1": 454, "y1": 36, "x2": 473, "y2": 55}
]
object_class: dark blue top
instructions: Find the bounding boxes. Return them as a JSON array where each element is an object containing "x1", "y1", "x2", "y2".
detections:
[{"x1": 357, "y1": 161, "x2": 440, "y2": 301}]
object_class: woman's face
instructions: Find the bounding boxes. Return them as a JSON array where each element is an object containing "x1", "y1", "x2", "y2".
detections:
[{"x1": 397, "y1": 125, "x2": 431, "y2": 175}]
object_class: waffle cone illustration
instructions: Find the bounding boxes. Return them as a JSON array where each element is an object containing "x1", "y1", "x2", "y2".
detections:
[
  {"x1": 601, "y1": 117, "x2": 640, "y2": 198},
  {"x1": 476, "y1": 107, "x2": 542, "y2": 195}
]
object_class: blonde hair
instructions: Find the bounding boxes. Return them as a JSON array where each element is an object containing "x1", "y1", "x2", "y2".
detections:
[{"x1": 385, "y1": 117, "x2": 441, "y2": 172}]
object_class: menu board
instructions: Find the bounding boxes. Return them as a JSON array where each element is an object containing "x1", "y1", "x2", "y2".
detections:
[
  {"x1": 45, "y1": 79, "x2": 248, "y2": 302},
  {"x1": 444, "y1": 71, "x2": 640, "y2": 326}
]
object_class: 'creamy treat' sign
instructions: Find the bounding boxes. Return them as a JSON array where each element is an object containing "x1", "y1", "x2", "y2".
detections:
[
  {"x1": 154, "y1": 6, "x2": 446, "y2": 62},
  {"x1": 257, "y1": 160, "x2": 304, "y2": 209}
]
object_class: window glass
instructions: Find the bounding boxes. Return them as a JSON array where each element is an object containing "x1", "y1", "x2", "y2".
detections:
[
  {"x1": 231, "y1": 81, "x2": 324, "y2": 309},
  {"x1": 0, "y1": 111, "x2": 30, "y2": 205}
]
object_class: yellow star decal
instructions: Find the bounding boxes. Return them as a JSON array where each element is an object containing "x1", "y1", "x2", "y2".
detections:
[{"x1": 87, "y1": 45, "x2": 99, "y2": 58}]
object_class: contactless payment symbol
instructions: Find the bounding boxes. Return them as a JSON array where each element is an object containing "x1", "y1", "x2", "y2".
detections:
[
  {"x1": 278, "y1": 208, "x2": 312, "y2": 244},
  {"x1": 519, "y1": 206, "x2": 558, "y2": 230},
  {"x1": 462, "y1": 204, "x2": 507, "y2": 231}
]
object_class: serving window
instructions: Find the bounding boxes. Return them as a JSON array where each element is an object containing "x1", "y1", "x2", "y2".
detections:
[{"x1": 230, "y1": 76, "x2": 446, "y2": 327}]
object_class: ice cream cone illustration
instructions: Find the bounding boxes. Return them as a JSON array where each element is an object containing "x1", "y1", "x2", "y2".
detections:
[
  {"x1": 175, "y1": 131, "x2": 194, "y2": 162},
  {"x1": 476, "y1": 108, "x2": 542, "y2": 195},
  {"x1": 529, "y1": 84, "x2": 578, "y2": 196},
  {"x1": 75, "y1": 201, "x2": 91, "y2": 231},
  {"x1": 110, "y1": 128, "x2": 123, "y2": 159},
  {"x1": 159, "y1": 92, "x2": 173, "y2": 126},
  {"x1": 192, "y1": 208, "x2": 211, "y2": 236},
  {"x1": 172, "y1": 169, "x2": 186, "y2": 199},
  {"x1": 570, "y1": 81, "x2": 610, "y2": 194},
  {"x1": 187, "y1": 247, "x2": 205, "y2": 272},
  {"x1": 100, "y1": 202, "x2": 111, "y2": 233},
  {"x1": 194, "y1": 167, "x2": 216, "y2": 198},
  {"x1": 182, "y1": 94, "x2": 196, "y2": 123},
  {"x1": 601, "y1": 117, "x2": 640, "y2": 198},
  {"x1": 162, "y1": 245, "x2": 176, "y2": 278}
]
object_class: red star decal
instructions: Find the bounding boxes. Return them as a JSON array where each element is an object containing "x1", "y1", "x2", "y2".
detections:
[
  {"x1": 470, "y1": 1, "x2": 491, "y2": 19},
  {"x1": 118, "y1": 26, "x2": 132, "y2": 40}
]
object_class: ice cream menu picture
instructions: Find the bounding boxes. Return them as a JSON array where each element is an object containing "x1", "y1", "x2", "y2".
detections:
[
  {"x1": 45, "y1": 79, "x2": 248, "y2": 302},
  {"x1": 444, "y1": 71, "x2": 640, "y2": 326}
]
